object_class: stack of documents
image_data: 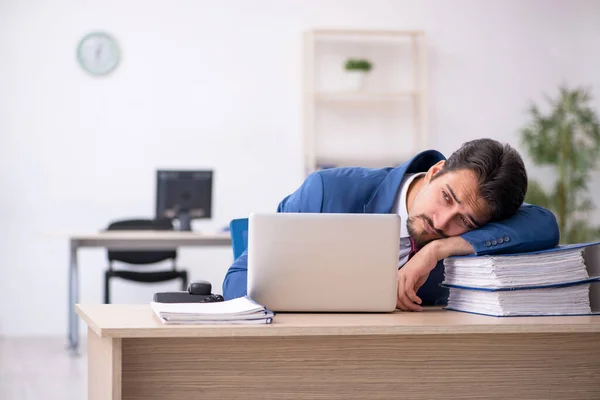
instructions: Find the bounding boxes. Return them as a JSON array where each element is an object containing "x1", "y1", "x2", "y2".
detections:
[
  {"x1": 151, "y1": 296, "x2": 275, "y2": 325},
  {"x1": 442, "y1": 242, "x2": 600, "y2": 317}
]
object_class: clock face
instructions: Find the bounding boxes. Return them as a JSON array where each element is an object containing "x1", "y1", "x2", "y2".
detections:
[{"x1": 77, "y1": 32, "x2": 120, "y2": 76}]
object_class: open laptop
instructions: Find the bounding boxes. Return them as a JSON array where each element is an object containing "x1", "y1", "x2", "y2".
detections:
[{"x1": 247, "y1": 213, "x2": 400, "y2": 312}]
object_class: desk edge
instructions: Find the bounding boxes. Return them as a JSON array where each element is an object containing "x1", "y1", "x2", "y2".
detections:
[
  {"x1": 94, "y1": 323, "x2": 600, "y2": 339},
  {"x1": 75, "y1": 305, "x2": 103, "y2": 337}
]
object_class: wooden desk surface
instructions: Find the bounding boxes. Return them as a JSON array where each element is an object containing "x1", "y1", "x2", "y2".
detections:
[{"x1": 76, "y1": 303, "x2": 600, "y2": 339}]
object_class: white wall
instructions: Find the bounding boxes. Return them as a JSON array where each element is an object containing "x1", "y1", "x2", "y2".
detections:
[{"x1": 1, "y1": 0, "x2": 599, "y2": 336}]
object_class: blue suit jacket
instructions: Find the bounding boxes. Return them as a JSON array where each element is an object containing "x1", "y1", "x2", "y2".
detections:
[{"x1": 223, "y1": 150, "x2": 560, "y2": 304}]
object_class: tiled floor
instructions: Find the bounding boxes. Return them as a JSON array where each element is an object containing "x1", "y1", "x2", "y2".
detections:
[{"x1": 0, "y1": 337, "x2": 86, "y2": 400}]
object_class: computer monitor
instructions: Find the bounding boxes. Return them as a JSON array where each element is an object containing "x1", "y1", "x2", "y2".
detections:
[{"x1": 155, "y1": 170, "x2": 213, "y2": 231}]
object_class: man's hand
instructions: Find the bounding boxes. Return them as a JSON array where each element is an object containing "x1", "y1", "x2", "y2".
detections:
[
  {"x1": 396, "y1": 246, "x2": 437, "y2": 311},
  {"x1": 397, "y1": 236, "x2": 475, "y2": 311}
]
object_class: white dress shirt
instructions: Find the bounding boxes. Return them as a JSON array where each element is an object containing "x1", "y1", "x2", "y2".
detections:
[{"x1": 391, "y1": 172, "x2": 425, "y2": 268}]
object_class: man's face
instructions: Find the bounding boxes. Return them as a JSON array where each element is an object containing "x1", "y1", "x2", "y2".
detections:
[{"x1": 407, "y1": 161, "x2": 490, "y2": 248}]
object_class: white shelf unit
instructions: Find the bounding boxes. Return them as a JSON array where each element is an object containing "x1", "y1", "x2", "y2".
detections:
[{"x1": 303, "y1": 29, "x2": 428, "y2": 175}]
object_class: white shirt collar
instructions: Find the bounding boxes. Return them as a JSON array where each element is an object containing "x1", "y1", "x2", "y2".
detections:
[{"x1": 393, "y1": 172, "x2": 425, "y2": 238}]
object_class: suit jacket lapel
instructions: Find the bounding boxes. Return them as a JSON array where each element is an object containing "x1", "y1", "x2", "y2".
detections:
[{"x1": 363, "y1": 150, "x2": 446, "y2": 214}]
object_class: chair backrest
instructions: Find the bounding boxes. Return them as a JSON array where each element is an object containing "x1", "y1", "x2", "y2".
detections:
[
  {"x1": 106, "y1": 218, "x2": 176, "y2": 265},
  {"x1": 229, "y1": 218, "x2": 249, "y2": 260}
]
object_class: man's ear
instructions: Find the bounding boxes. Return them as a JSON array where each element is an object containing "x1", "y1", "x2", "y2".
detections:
[{"x1": 424, "y1": 160, "x2": 446, "y2": 183}]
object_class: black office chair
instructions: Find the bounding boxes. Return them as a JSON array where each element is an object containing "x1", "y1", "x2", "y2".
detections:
[{"x1": 104, "y1": 218, "x2": 188, "y2": 304}]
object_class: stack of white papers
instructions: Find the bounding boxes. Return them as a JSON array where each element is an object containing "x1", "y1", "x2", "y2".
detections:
[
  {"x1": 446, "y1": 284, "x2": 592, "y2": 317},
  {"x1": 151, "y1": 296, "x2": 275, "y2": 325},
  {"x1": 443, "y1": 248, "x2": 588, "y2": 289},
  {"x1": 442, "y1": 243, "x2": 600, "y2": 317}
]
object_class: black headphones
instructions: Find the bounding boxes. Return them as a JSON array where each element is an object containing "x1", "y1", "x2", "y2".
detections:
[
  {"x1": 153, "y1": 280, "x2": 224, "y2": 303},
  {"x1": 187, "y1": 280, "x2": 213, "y2": 296}
]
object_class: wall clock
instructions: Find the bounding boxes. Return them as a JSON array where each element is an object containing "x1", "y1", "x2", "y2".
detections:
[{"x1": 76, "y1": 31, "x2": 120, "y2": 76}]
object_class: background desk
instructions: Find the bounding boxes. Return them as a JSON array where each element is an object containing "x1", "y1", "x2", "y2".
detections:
[
  {"x1": 67, "y1": 231, "x2": 231, "y2": 354},
  {"x1": 76, "y1": 304, "x2": 600, "y2": 400}
]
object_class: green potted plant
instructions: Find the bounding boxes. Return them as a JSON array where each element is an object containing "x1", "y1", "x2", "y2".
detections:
[
  {"x1": 520, "y1": 85, "x2": 600, "y2": 244},
  {"x1": 343, "y1": 58, "x2": 373, "y2": 91}
]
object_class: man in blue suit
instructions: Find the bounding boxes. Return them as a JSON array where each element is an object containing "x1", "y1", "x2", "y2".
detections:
[{"x1": 223, "y1": 138, "x2": 560, "y2": 311}]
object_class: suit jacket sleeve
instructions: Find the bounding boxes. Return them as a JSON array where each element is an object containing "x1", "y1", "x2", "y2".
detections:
[
  {"x1": 222, "y1": 172, "x2": 325, "y2": 300},
  {"x1": 460, "y1": 203, "x2": 560, "y2": 255}
]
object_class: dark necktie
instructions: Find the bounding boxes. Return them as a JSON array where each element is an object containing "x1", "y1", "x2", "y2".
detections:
[{"x1": 408, "y1": 237, "x2": 419, "y2": 261}]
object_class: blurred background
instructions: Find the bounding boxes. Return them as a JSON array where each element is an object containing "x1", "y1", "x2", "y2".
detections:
[{"x1": 1, "y1": 0, "x2": 599, "y2": 398}]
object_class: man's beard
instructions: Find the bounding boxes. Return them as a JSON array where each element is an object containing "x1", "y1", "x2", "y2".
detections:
[{"x1": 407, "y1": 214, "x2": 447, "y2": 248}]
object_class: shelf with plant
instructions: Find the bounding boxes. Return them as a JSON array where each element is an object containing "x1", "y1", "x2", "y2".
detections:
[
  {"x1": 339, "y1": 58, "x2": 373, "y2": 92},
  {"x1": 314, "y1": 91, "x2": 418, "y2": 103}
]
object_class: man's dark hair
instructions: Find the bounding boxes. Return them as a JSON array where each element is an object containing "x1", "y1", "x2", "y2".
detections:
[{"x1": 437, "y1": 138, "x2": 527, "y2": 222}]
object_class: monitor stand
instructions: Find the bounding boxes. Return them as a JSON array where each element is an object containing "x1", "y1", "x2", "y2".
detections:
[{"x1": 177, "y1": 210, "x2": 192, "y2": 231}]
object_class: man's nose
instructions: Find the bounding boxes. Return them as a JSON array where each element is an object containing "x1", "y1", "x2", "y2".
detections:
[{"x1": 433, "y1": 212, "x2": 452, "y2": 232}]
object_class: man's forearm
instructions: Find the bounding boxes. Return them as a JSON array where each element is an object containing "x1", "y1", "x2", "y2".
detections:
[
  {"x1": 429, "y1": 236, "x2": 475, "y2": 262},
  {"x1": 222, "y1": 251, "x2": 249, "y2": 300},
  {"x1": 459, "y1": 204, "x2": 559, "y2": 255},
  {"x1": 406, "y1": 237, "x2": 476, "y2": 279}
]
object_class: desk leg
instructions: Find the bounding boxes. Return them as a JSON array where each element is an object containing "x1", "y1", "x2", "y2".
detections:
[
  {"x1": 88, "y1": 327, "x2": 122, "y2": 400},
  {"x1": 67, "y1": 240, "x2": 79, "y2": 356}
]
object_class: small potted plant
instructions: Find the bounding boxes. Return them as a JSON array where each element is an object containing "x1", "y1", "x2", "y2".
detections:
[{"x1": 343, "y1": 58, "x2": 373, "y2": 91}]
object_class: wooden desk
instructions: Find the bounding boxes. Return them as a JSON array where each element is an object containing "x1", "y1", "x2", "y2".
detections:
[
  {"x1": 76, "y1": 304, "x2": 600, "y2": 400},
  {"x1": 67, "y1": 231, "x2": 231, "y2": 354}
]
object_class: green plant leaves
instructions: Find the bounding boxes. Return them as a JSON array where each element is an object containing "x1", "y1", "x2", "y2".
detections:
[
  {"x1": 344, "y1": 58, "x2": 373, "y2": 72},
  {"x1": 520, "y1": 85, "x2": 600, "y2": 244},
  {"x1": 524, "y1": 179, "x2": 552, "y2": 210}
]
